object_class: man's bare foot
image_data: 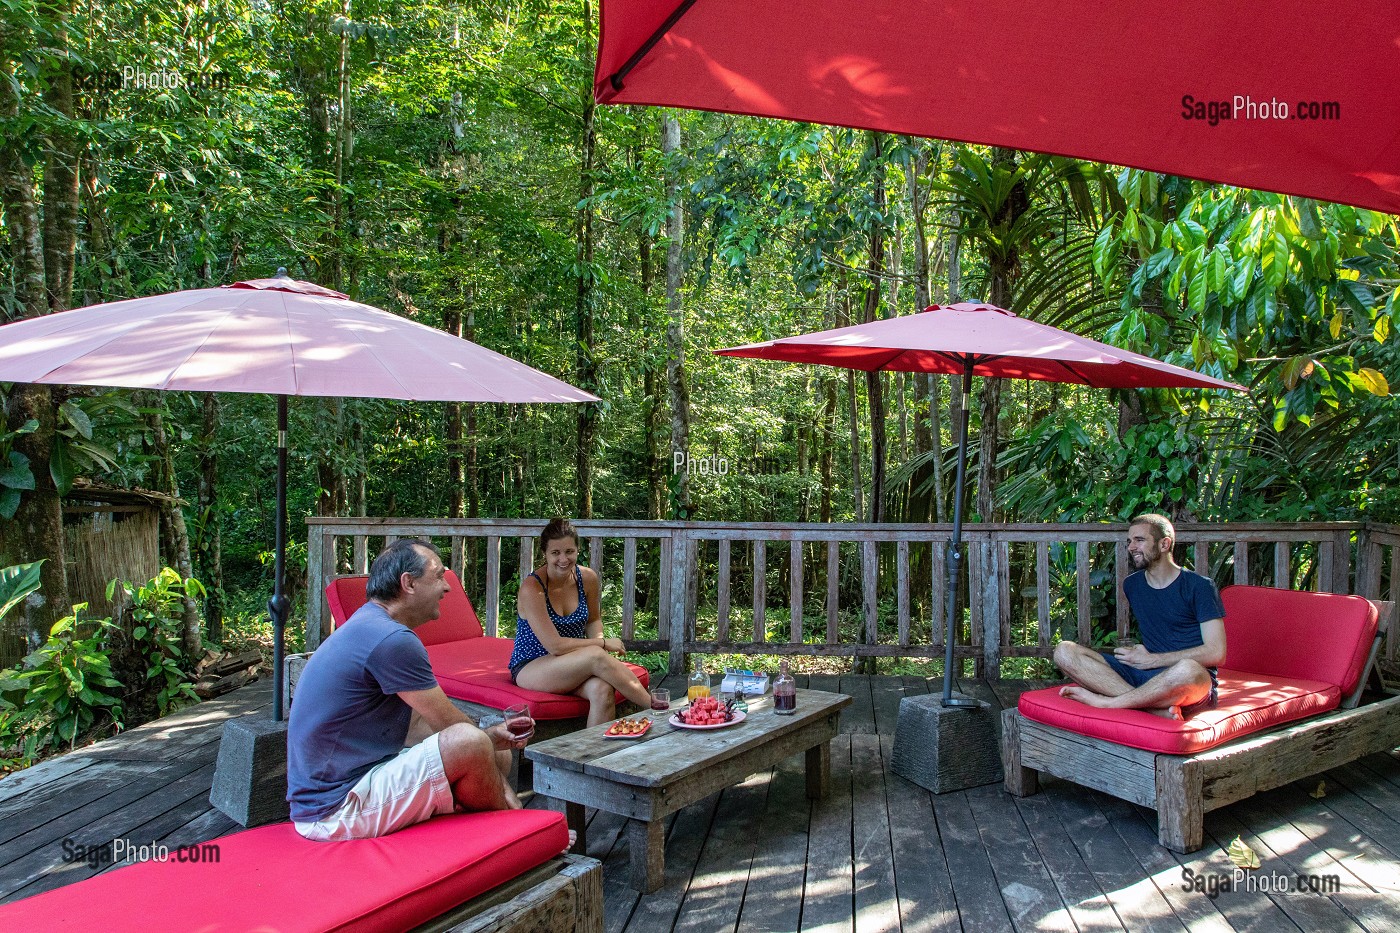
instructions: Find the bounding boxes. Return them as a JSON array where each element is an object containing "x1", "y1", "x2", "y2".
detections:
[
  {"x1": 1147, "y1": 705, "x2": 1184, "y2": 720},
  {"x1": 1059, "y1": 685, "x2": 1112, "y2": 708}
]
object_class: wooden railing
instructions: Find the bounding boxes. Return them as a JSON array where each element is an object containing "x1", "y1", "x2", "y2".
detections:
[{"x1": 305, "y1": 518, "x2": 1393, "y2": 678}]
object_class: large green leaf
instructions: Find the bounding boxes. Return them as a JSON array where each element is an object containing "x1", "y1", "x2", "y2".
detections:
[{"x1": 0, "y1": 561, "x2": 45, "y2": 624}]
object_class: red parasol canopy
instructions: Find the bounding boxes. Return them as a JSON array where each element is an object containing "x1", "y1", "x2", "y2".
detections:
[
  {"x1": 717, "y1": 302, "x2": 1245, "y2": 391},
  {"x1": 597, "y1": 0, "x2": 1400, "y2": 214}
]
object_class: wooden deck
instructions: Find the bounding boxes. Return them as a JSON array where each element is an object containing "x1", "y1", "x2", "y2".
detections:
[{"x1": 2, "y1": 674, "x2": 1398, "y2": 932}]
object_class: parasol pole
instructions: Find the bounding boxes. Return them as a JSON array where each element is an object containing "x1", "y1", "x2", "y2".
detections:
[
  {"x1": 269, "y1": 394, "x2": 290, "y2": 721},
  {"x1": 942, "y1": 359, "x2": 978, "y2": 708}
]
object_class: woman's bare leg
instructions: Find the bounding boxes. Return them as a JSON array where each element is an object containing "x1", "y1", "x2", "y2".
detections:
[{"x1": 515, "y1": 645, "x2": 652, "y2": 713}]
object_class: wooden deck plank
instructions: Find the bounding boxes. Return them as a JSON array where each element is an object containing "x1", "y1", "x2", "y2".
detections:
[
  {"x1": 837, "y1": 674, "x2": 875, "y2": 735},
  {"x1": 1009, "y1": 789, "x2": 1125, "y2": 933},
  {"x1": 1237, "y1": 778, "x2": 1400, "y2": 924},
  {"x1": 621, "y1": 799, "x2": 719, "y2": 933},
  {"x1": 933, "y1": 790, "x2": 1015, "y2": 933},
  {"x1": 0, "y1": 756, "x2": 96, "y2": 807},
  {"x1": 869, "y1": 675, "x2": 909, "y2": 736},
  {"x1": 880, "y1": 735, "x2": 960, "y2": 933},
  {"x1": 1042, "y1": 785, "x2": 1189, "y2": 933},
  {"x1": 800, "y1": 734, "x2": 853, "y2": 933},
  {"x1": 1193, "y1": 801, "x2": 1359, "y2": 933},
  {"x1": 850, "y1": 734, "x2": 899, "y2": 933},
  {"x1": 0, "y1": 757, "x2": 215, "y2": 899},
  {"x1": 671, "y1": 771, "x2": 772, "y2": 933},
  {"x1": 965, "y1": 782, "x2": 1077, "y2": 932},
  {"x1": 1113, "y1": 788, "x2": 1311, "y2": 933},
  {"x1": 0, "y1": 759, "x2": 171, "y2": 850},
  {"x1": 736, "y1": 753, "x2": 810, "y2": 933},
  {"x1": 1264, "y1": 777, "x2": 1400, "y2": 899}
]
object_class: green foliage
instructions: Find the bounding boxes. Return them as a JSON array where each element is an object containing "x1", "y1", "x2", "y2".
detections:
[
  {"x1": 0, "y1": 416, "x2": 39, "y2": 521},
  {"x1": 108, "y1": 569, "x2": 205, "y2": 715},
  {"x1": 0, "y1": 561, "x2": 45, "y2": 623},
  {"x1": 2, "y1": 607, "x2": 126, "y2": 756}
]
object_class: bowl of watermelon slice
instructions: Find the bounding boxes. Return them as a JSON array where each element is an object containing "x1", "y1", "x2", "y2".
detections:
[{"x1": 670, "y1": 696, "x2": 746, "y2": 730}]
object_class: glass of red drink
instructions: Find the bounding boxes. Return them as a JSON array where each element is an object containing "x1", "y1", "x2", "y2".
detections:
[
  {"x1": 649, "y1": 687, "x2": 671, "y2": 720},
  {"x1": 503, "y1": 703, "x2": 534, "y2": 741}
]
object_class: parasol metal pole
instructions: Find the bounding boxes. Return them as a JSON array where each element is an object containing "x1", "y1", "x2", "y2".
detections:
[
  {"x1": 942, "y1": 359, "x2": 979, "y2": 708},
  {"x1": 607, "y1": 0, "x2": 700, "y2": 91},
  {"x1": 270, "y1": 395, "x2": 290, "y2": 721}
]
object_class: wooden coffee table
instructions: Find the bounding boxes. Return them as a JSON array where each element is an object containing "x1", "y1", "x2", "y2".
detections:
[{"x1": 524, "y1": 688, "x2": 851, "y2": 892}]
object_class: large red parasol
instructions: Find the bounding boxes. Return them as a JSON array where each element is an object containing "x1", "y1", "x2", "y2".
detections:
[
  {"x1": 718, "y1": 303, "x2": 1245, "y2": 706},
  {"x1": 0, "y1": 273, "x2": 597, "y2": 720},
  {"x1": 596, "y1": 0, "x2": 1400, "y2": 214}
]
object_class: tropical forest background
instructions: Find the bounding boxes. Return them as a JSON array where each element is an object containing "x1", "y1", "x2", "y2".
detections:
[{"x1": 1, "y1": 0, "x2": 1397, "y2": 756}]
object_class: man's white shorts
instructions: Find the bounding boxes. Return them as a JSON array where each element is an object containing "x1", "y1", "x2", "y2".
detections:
[{"x1": 294, "y1": 732, "x2": 455, "y2": 841}]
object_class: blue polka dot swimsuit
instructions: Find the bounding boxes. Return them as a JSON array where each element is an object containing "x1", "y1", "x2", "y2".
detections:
[{"x1": 509, "y1": 567, "x2": 589, "y2": 681}]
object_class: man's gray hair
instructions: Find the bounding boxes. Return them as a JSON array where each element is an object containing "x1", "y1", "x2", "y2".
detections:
[{"x1": 367, "y1": 539, "x2": 440, "y2": 601}]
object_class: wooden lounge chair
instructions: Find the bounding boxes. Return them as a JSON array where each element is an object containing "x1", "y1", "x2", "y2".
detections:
[{"x1": 1002, "y1": 585, "x2": 1400, "y2": 851}]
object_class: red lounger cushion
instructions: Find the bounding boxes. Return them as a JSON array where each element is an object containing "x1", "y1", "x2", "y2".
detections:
[
  {"x1": 1219, "y1": 585, "x2": 1377, "y2": 697},
  {"x1": 327, "y1": 571, "x2": 484, "y2": 644},
  {"x1": 0, "y1": 809, "x2": 567, "y2": 933},
  {"x1": 1017, "y1": 671, "x2": 1340, "y2": 755},
  {"x1": 428, "y1": 637, "x2": 650, "y2": 719}
]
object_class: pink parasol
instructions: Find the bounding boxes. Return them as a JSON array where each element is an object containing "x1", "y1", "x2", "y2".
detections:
[
  {"x1": 717, "y1": 303, "x2": 1245, "y2": 706},
  {"x1": 0, "y1": 273, "x2": 597, "y2": 719}
]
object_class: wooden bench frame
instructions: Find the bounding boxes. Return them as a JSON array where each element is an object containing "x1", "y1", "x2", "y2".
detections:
[
  {"x1": 1002, "y1": 601, "x2": 1400, "y2": 852},
  {"x1": 415, "y1": 852, "x2": 602, "y2": 933}
]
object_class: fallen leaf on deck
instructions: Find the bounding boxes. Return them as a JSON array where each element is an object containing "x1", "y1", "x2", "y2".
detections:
[
  {"x1": 1228, "y1": 836, "x2": 1261, "y2": 869},
  {"x1": 1310, "y1": 780, "x2": 1327, "y2": 799}
]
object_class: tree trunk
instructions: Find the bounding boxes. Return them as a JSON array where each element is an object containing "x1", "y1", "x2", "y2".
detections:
[
  {"x1": 40, "y1": 0, "x2": 80, "y2": 315},
  {"x1": 445, "y1": 309, "x2": 465, "y2": 518},
  {"x1": 846, "y1": 369, "x2": 864, "y2": 523},
  {"x1": 663, "y1": 114, "x2": 690, "y2": 518},
  {"x1": 148, "y1": 408, "x2": 202, "y2": 656},
  {"x1": 975, "y1": 148, "x2": 1025, "y2": 523},
  {"x1": 638, "y1": 205, "x2": 665, "y2": 521},
  {"x1": 862, "y1": 133, "x2": 888, "y2": 523},
  {"x1": 574, "y1": 0, "x2": 600, "y2": 518},
  {"x1": 0, "y1": 21, "x2": 70, "y2": 643},
  {"x1": 195, "y1": 393, "x2": 224, "y2": 644},
  {"x1": 819, "y1": 375, "x2": 837, "y2": 523}
]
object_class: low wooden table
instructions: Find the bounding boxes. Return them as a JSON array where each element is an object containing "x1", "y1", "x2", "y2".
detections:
[{"x1": 525, "y1": 688, "x2": 851, "y2": 893}]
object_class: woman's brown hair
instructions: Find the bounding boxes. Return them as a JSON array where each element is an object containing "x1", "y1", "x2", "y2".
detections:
[{"x1": 539, "y1": 517, "x2": 580, "y2": 552}]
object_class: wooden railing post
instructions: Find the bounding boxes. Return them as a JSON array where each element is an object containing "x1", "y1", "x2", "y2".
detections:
[
  {"x1": 306, "y1": 524, "x2": 327, "y2": 650},
  {"x1": 668, "y1": 532, "x2": 687, "y2": 676}
]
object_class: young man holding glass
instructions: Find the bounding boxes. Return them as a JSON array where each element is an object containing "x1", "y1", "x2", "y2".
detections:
[{"x1": 1052, "y1": 513, "x2": 1226, "y2": 720}]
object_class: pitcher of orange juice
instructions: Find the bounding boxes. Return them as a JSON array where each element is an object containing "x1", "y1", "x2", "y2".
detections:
[{"x1": 687, "y1": 659, "x2": 710, "y2": 701}]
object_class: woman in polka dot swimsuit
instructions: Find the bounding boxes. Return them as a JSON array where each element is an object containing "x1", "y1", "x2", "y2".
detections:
[{"x1": 509, "y1": 518, "x2": 652, "y2": 726}]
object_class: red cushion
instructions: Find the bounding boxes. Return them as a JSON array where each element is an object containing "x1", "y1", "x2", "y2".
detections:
[
  {"x1": 326, "y1": 571, "x2": 484, "y2": 644},
  {"x1": 1221, "y1": 585, "x2": 1377, "y2": 696},
  {"x1": 1018, "y1": 671, "x2": 1340, "y2": 754},
  {"x1": 428, "y1": 638, "x2": 650, "y2": 719},
  {"x1": 0, "y1": 809, "x2": 567, "y2": 932}
]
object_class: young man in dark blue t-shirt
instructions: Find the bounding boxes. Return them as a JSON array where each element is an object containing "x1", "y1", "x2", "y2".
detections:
[
  {"x1": 287, "y1": 540, "x2": 529, "y2": 840},
  {"x1": 1053, "y1": 514, "x2": 1225, "y2": 720}
]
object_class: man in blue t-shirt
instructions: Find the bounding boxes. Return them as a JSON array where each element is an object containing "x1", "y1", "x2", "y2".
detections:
[
  {"x1": 1053, "y1": 513, "x2": 1226, "y2": 720},
  {"x1": 287, "y1": 539, "x2": 528, "y2": 840}
]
